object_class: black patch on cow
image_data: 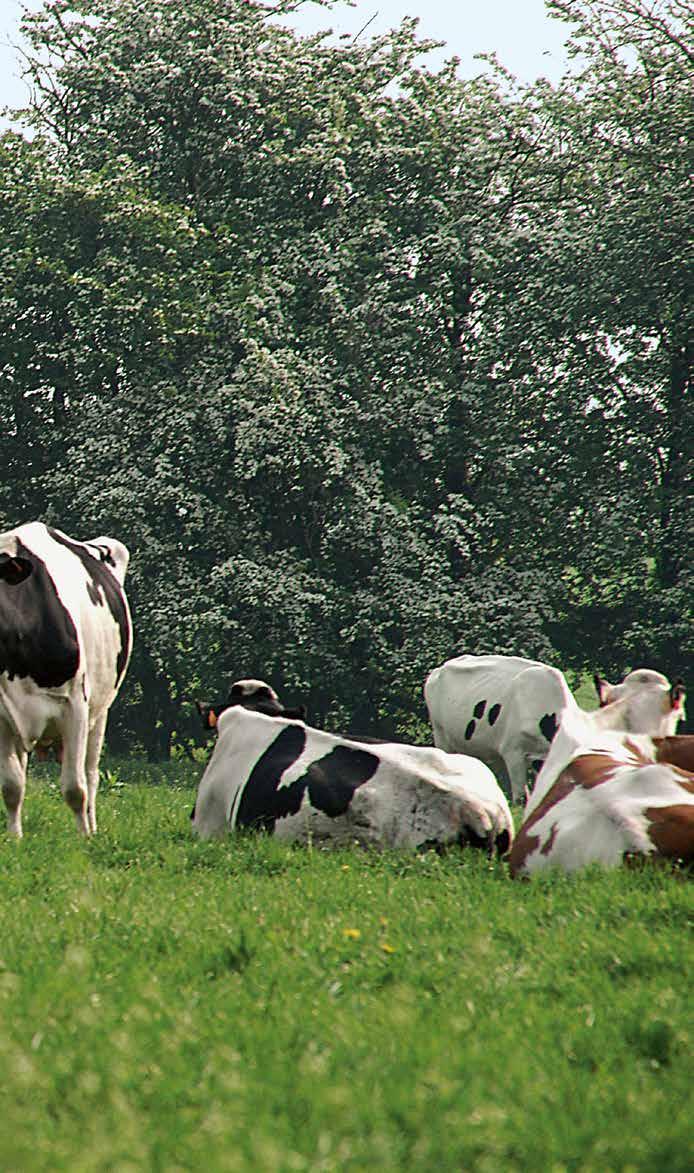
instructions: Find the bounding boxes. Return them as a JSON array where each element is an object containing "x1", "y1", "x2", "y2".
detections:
[
  {"x1": 459, "y1": 825, "x2": 491, "y2": 852},
  {"x1": 48, "y1": 528, "x2": 131, "y2": 686},
  {"x1": 473, "y1": 699, "x2": 486, "y2": 719},
  {"x1": 234, "y1": 726, "x2": 379, "y2": 831},
  {"x1": 539, "y1": 712, "x2": 559, "y2": 743},
  {"x1": 464, "y1": 719, "x2": 476, "y2": 740},
  {"x1": 0, "y1": 555, "x2": 32, "y2": 586},
  {"x1": 235, "y1": 724, "x2": 309, "y2": 831},
  {"x1": 495, "y1": 829, "x2": 511, "y2": 858},
  {"x1": 0, "y1": 539, "x2": 80, "y2": 687},
  {"x1": 488, "y1": 703, "x2": 501, "y2": 726},
  {"x1": 304, "y1": 744, "x2": 380, "y2": 817}
]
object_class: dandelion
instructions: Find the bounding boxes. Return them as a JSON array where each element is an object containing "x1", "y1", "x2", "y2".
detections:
[
  {"x1": 380, "y1": 942, "x2": 395, "y2": 954},
  {"x1": 343, "y1": 928, "x2": 361, "y2": 940}
]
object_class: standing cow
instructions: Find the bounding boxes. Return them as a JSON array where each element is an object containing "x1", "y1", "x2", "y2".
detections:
[
  {"x1": 508, "y1": 708, "x2": 694, "y2": 876},
  {"x1": 191, "y1": 707, "x2": 514, "y2": 855},
  {"x1": 424, "y1": 654, "x2": 685, "y2": 802},
  {"x1": 0, "y1": 521, "x2": 132, "y2": 836}
]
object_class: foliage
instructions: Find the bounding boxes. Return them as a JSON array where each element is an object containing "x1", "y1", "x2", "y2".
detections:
[{"x1": 0, "y1": 0, "x2": 690, "y2": 750}]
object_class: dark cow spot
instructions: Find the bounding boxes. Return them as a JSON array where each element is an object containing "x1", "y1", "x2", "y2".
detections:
[
  {"x1": 488, "y1": 703, "x2": 501, "y2": 726},
  {"x1": 0, "y1": 539, "x2": 80, "y2": 688},
  {"x1": 473, "y1": 699, "x2": 487, "y2": 719},
  {"x1": 495, "y1": 829, "x2": 511, "y2": 858},
  {"x1": 48, "y1": 528, "x2": 131, "y2": 686},
  {"x1": 235, "y1": 724, "x2": 308, "y2": 831},
  {"x1": 235, "y1": 727, "x2": 380, "y2": 832},
  {"x1": 539, "y1": 713, "x2": 559, "y2": 743},
  {"x1": 305, "y1": 744, "x2": 380, "y2": 817},
  {"x1": 0, "y1": 555, "x2": 32, "y2": 586},
  {"x1": 465, "y1": 719, "x2": 476, "y2": 740}
]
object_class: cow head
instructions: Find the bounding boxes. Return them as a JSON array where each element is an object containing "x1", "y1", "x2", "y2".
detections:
[
  {"x1": 195, "y1": 678, "x2": 306, "y2": 732},
  {"x1": 594, "y1": 669, "x2": 686, "y2": 736}
]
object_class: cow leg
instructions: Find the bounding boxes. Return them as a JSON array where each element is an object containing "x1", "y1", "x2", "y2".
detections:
[
  {"x1": 85, "y1": 712, "x2": 108, "y2": 834},
  {"x1": 502, "y1": 747, "x2": 531, "y2": 805},
  {"x1": 59, "y1": 706, "x2": 91, "y2": 834},
  {"x1": 0, "y1": 724, "x2": 28, "y2": 837}
]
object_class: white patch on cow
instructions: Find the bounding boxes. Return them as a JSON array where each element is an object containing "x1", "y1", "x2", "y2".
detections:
[{"x1": 596, "y1": 669, "x2": 685, "y2": 736}]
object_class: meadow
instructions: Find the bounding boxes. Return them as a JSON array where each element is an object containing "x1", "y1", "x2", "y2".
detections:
[{"x1": 0, "y1": 761, "x2": 691, "y2": 1172}]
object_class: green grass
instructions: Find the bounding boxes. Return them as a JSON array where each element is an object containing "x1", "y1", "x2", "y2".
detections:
[{"x1": 0, "y1": 763, "x2": 691, "y2": 1172}]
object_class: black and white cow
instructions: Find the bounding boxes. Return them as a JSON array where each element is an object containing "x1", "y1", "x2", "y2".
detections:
[
  {"x1": 196, "y1": 678, "x2": 306, "y2": 732},
  {"x1": 424, "y1": 655, "x2": 686, "y2": 803},
  {"x1": 191, "y1": 707, "x2": 514, "y2": 855},
  {"x1": 0, "y1": 521, "x2": 132, "y2": 836}
]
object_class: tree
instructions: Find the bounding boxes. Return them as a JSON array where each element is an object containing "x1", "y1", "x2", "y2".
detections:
[{"x1": 2, "y1": 0, "x2": 689, "y2": 751}]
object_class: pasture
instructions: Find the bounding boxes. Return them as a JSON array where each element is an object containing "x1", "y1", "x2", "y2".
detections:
[{"x1": 1, "y1": 761, "x2": 691, "y2": 1172}]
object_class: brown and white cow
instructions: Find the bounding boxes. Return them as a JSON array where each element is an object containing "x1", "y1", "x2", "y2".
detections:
[{"x1": 508, "y1": 703, "x2": 694, "y2": 877}]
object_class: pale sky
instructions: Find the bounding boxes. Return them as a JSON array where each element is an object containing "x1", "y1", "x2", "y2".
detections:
[{"x1": 0, "y1": 1, "x2": 573, "y2": 132}]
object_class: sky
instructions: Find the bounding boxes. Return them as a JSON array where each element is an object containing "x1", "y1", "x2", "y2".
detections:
[{"x1": 0, "y1": 1, "x2": 574, "y2": 132}]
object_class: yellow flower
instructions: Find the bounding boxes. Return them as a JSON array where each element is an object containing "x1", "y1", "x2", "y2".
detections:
[
  {"x1": 343, "y1": 927, "x2": 361, "y2": 940},
  {"x1": 380, "y1": 942, "x2": 395, "y2": 954}
]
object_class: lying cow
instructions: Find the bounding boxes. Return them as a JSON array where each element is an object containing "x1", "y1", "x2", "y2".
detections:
[
  {"x1": 191, "y1": 707, "x2": 514, "y2": 855},
  {"x1": 508, "y1": 708, "x2": 694, "y2": 876},
  {"x1": 0, "y1": 521, "x2": 132, "y2": 835},
  {"x1": 424, "y1": 655, "x2": 685, "y2": 803},
  {"x1": 196, "y1": 678, "x2": 307, "y2": 731}
]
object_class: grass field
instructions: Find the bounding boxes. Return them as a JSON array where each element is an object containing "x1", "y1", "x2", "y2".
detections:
[{"x1": 0, "y1": 761, "x2": 691, "y2": 1172}]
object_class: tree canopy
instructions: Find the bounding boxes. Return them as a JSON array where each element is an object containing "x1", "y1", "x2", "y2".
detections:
[{"x1": 1, "y1": 0, "x2": 690, "y2": 753}]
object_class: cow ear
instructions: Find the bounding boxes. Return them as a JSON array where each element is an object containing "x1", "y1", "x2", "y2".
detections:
[
  {"x1": 593, "y1": 673, "x2": 611, "y2": 707},
  {"x1": 0, "y1": 554, "x2": 32, "y2": 585},
  {"x1": 670, "y1": 680, "x2": 686, "y2": 711}
]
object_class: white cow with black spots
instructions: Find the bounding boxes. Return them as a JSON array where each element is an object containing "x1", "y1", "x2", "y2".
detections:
[
  {"x1": 191, "y1": 706, "x2": 514, "y2": 856},
  {"x1": 424, "y1": 655, "x2": 685, "y2": 803},
  {"x1": 0, "y1": 521, "x2": 132, "y2": 836}
]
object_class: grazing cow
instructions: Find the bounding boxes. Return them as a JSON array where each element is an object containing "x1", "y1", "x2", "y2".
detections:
[
  {"x1": 508, "y1": 706, "x2": 694, "y2": 876},
  {"x1": 191, "y1": 707, "x2": 514, "y2": 855},
  {"x1": 196, "y1": 678, "x2": 306, "y2": 732},
  {"x1": 0, "y1": 521, "x2": 132, "y2": 836},
  {"x1": 424, "y1": 655, "x2": 685, "y2": 803}
]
